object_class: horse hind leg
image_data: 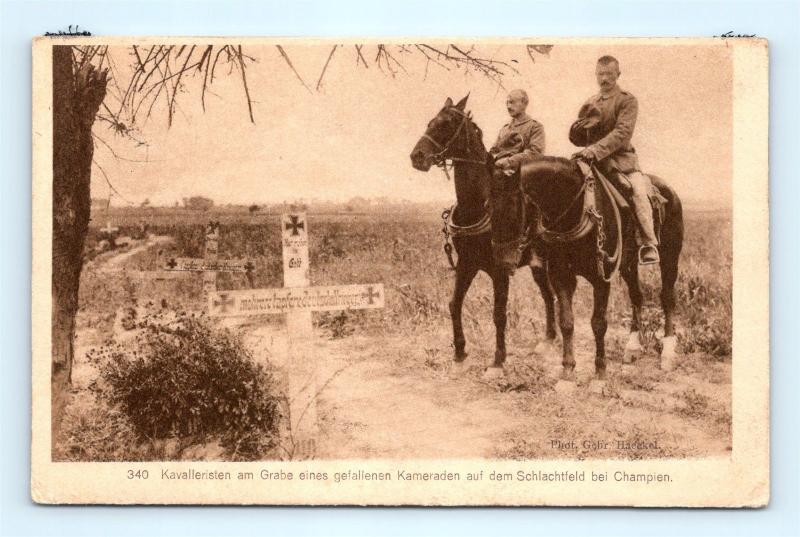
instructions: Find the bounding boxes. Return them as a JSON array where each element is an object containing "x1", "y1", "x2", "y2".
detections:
[
  {"x1": 450, "y1": 264, "x2": 477, "y2": 363},
  {"x1": 659, "y1": 247, "x2": 680, "y2": 371},
  {"x1": 621, "y1": 260, "x2": 644, "y2": 364}
]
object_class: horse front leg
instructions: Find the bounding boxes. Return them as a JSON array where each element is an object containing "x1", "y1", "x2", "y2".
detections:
[
  {"x1": 591, "y1": 280, "x2": 611, "y2": 379},
  {"x1": 551, "y1": 268, "x2": 577, "y2": 382},
  {"x1": 490, "y1": 269, "x2": 510, "y2": 370},
  {"x1": 530, "y1": 265, "x2": 557, "y2": 355},
  {"x1": 450, "y1": 263, "x2": 477, "y2": 363}
]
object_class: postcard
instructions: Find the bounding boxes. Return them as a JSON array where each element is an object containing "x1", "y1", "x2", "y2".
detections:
[{"x1": 31, "y1": 36, "x2": 768, "y2": 506}]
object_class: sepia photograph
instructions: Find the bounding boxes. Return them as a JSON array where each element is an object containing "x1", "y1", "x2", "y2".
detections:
[{"x1": 31, "y1": 36, "x2": 768, "y2": 506}]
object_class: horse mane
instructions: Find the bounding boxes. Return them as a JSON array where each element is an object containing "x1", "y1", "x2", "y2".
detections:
[{"x1": 523, "y1": 156, "x2": 580, "y2": 180}]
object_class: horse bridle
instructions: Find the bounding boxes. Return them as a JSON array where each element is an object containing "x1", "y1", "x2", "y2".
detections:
[{"x1": 422, "y1": 107, "x2": 487, "y2": 176}]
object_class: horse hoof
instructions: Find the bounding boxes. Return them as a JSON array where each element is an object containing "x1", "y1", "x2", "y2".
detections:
[
  {"x1": 482, "y1": 366, "x2": 504, "y2": 380},
  {"x1": 660, "y1": 336, "x2": 678, "y2": 371},
  {"x1": 589, "y1": 379, "x2": 607, "y2": 396},
  {"x1": 559, "y1": 368, "x2": 576, "y2": 382},
  {"x1": 554, "y1": 379, "x2": 577, "y2": 395},
  {"x1": 450, "y1": 360, "x2": 468, "y2": 376},
  {"x1": 622, "y1": 331, "x2": 643, "y2": 364}
]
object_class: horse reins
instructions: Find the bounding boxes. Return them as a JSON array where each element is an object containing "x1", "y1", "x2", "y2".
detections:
[{"x1": 522, "y1": 162, "x2": 624, "y2": 282}]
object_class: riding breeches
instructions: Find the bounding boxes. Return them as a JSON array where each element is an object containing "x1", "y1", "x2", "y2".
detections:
[{"x1": 628, "y1": 171, "x2": 658, "y2": 247}]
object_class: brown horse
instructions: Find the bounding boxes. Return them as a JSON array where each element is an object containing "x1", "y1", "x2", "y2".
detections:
[
  {"x1": 491, "y1": 155, "x2": 684, "y2": 383},
  {"x1": 410, "y1": 95, "x2": 557, "y2": 375}
]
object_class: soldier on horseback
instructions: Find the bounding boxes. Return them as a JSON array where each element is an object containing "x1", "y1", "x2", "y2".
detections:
[
  {"x1": 491, "y1": 89, "x2": 547, "y2": 268},
  {"x1": 570, "y1": 55, "x2": 660, "y2": 265},
  {"x1": 491, "y1": 89, "x2": 545, "y2": 177}
]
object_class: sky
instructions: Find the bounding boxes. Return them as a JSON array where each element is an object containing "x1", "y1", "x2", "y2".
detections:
[{"x1": 91, "y1": 41, "x2": 732, "y2": 206}]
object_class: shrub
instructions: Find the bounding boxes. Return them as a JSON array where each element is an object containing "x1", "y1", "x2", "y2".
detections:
[
  {"x1": 88, "y1": 312, "x2": 280, "y2": 459},
  {"x1": 317, "y1": 310, "x2": 355, "y2": 339}
]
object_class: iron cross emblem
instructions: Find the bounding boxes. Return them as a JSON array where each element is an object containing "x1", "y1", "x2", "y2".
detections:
[
  {"x1": 362, "y1": 286, "x2": 381, "y2": 305},
  {"x1": 285, "y1": 214, "x2": 305, "y2": 236},
  {"x1": 213, "y1": 293, "x2": 236, "y2": 313},
  {"x1": 166, "y1": 258, "x2": 178, "y2": 269}
]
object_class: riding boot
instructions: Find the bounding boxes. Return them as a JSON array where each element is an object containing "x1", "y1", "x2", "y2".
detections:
[{"x1": 628, "y1": 171, "x2": 660, "y2": 265}]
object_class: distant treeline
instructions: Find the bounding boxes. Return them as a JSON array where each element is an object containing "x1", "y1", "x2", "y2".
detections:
[{"x1": 89, "y1": 200, "x2": 450, "y2": 228}]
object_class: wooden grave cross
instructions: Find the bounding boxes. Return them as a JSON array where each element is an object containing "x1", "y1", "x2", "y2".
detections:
[
  {"x1": 207, "y1": 212, "x2": 385, "y2": 459},
  {"x1": 101, "y1": 221, "x2": 119, "y2": 235},
  {"x1": 161, "y1": 221, "x2": 254, "y2": 289}
]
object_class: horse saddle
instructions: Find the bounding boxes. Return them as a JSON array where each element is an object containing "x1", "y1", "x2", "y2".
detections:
[{"x1": 602, "y1": 171, "x2": 667, "y2": 225}]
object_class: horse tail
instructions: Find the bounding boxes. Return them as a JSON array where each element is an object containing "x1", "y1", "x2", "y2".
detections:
[{"x1": 649, "y1": 175, "x2": 684, "y2": 255}]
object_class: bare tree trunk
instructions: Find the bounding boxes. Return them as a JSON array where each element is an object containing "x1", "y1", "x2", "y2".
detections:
[{"x1": 51, "y1": 46, "x2": 107, "y2": 440}]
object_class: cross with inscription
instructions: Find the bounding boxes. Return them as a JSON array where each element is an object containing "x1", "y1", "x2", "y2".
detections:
[
  {"x1": 284, "y1": 214, "x2": 305, "y2": 236},
  {"x1": 161, "y1": 222, "x2": 254, "y2": 290},
  {"x1": 207, "y1": 212, "x2": 384, "y2": 460}
]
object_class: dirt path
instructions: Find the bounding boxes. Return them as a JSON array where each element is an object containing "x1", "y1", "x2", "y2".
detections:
[
  {"x1": 314, "y1": 336, "x2": 533, "y2": 459},
  {"x1": 239, "y1": 324, "x2": 530, "y2": 459},
  {"x1": 244, "y1": 318, "x2": 731, "y2": 460},
  {"x1": 96, "y1": 234, "x2": 173, "y2": 272}
]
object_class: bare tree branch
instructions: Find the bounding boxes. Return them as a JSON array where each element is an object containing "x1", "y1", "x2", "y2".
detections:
[
  {"x1": 167, "y1": 45, "x2": 196, "y2": 126},
  {"x1": 92, "y1": 132, "x2": 155, "y2": 163},
  {"x1": 276, "y1": 45, "x2": 313, "y2": 94},
  {"x1": 354, "y1": 45, "x2": 368, "y2": 68},
  {"x1": 235, "y1": 45, "x2": 255, "y2": 123},
  {"x1": 92, "y1": 157, "x2": 134, "y2": 205},
  {"x1": 316, "y1": 45, "x2": 338, "y2": 91}
]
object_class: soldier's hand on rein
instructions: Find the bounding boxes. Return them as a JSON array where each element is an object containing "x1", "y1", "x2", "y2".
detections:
[{"x1": 573, "y1": 147, "x2": 597, "y2": 162}]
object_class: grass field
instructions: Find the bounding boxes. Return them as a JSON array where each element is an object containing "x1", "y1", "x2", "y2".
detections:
[{"x1": 55, "y1": 203, "x2": 732, "y2": 461}]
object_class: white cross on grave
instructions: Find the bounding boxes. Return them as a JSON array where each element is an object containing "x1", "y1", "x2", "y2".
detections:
[
  {"x1": 101, "y1": 221, "x2": 119, "y2": 235},
  {"x1": 207, "y1": 212, "x2": 384, "y2": 459},
  {"x1": 161, "y1": 222, "x2": 254, "y2": 289}
]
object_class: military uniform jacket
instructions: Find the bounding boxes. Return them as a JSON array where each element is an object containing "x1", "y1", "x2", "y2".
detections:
[
  {"x1": 490, "y1": 113, "x2": 545, "y2": 169},
  {"x1": 570, "y1": 86, "x2": 640, "y2": 173}
]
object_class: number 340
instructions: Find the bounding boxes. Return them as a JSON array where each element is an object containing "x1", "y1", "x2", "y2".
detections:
[{"x1": 127, "y1": 469, "x2": 149, "y2": 479}]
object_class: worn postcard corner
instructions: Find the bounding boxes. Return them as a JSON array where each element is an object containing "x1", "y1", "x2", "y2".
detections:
[{"x1": 31, "y1": 36, "x2": 768, "y2": 507}]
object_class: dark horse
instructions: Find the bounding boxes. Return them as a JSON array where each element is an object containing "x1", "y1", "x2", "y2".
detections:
[
  {"x1": 492, "y1": 154, "x2": 684, "y2": 382},
  {"x1": 410, "y1": 95, "x2": 557, "y2": 375}
]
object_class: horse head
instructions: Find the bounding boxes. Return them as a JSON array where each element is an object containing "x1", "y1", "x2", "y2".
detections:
[{"x1": 410, "y1": 94, "x2": 474, "y2": 171}]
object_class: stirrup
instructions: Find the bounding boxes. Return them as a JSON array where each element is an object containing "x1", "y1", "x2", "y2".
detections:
[{"x1": 638, "y1": 245, "x2": 660, "y2": 265}]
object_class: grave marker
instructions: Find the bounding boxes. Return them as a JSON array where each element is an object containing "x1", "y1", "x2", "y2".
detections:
[
  {"x1": 101, "y1": 221, "x2": 119, "y2": 235},
  {"x1": 207, "y1": 212, "x2": 385, "y2": 459},
  {"x1": 159, "y1": 221, "x2": 254, "y2": 288}
]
